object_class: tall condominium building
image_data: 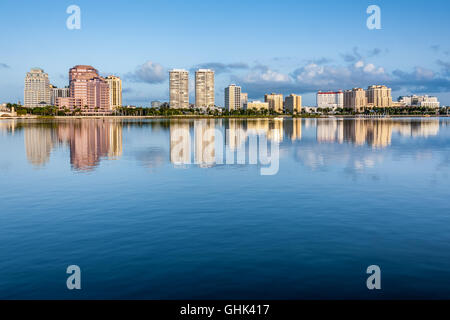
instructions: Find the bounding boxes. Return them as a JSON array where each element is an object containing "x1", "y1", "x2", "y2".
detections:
[
  {"x1": 105, "y1": 75, "x2": 122, "y2": 110},
  {"x1": 317, "y1": 91, "x2": 344, "y2": 109},
  {"x1": 69, "y1": 65, "x2": 99, "y2": 103},
  {"x1": 241, "y1": 93, "x2": 248, "y2": 109},
  {"x1": 284, "y1": 94, "x2": 302, "y2": 113},
  {"x1": 50, "y1": 85, "x2": 70, "y2": 106},
  {"x1": 169, "y1": 69, "x2": 189, "y2": 109},
  {"x1": 265, "y1": 93, "x2": 284, "y2": 113},
  {"x1": 24, "y1": 68, "x2": 51, "y2": 108},
  {"x1": 224, "y1": 84, "x2": 241, "y2": 111},
  {"x1": 57, "y1": 65, "x2": 110, "y2": 113},
  {"x1": 398, "y1": 95, "x2": 440, "y2": 108},
  {"x1": 366, "y1": 85, "x2": 392, "y2": 108},
  {"x1": 87, "y1": 78, "x2": 110, "y2": 111},
  {"x1": 344, "y1": 88, "x2": 367, "y2": 112},
  {"x1": 195, "y1": 69, "x2": 215, "y2": 108}
]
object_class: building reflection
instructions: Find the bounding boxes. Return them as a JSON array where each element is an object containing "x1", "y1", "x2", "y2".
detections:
[
  {"x1": 194, "y1": 119, "x2": 215, "y2": 167},
  {"x1": 0, "y1": 119, "x2": 18, "y2": 135},
  {"x1": 317, "y1": 119, "x2": 344, "y2": 144},
  {"x1": 170, "y1": 120, "x2": 191, "y2": 165},
  {"x1": 268, "y1": 118, "x2": 283, "y2": 142},
  {"x1": 21, "y1": 120, "x2": 123, "y2": 170},
  {"x1": 2, "y1": 117, "x2": 439, "y2": 170},
  {"x1": 227, "y1": 119, "x2": 246, "y2": 151},
  {"x1": 318, "y1": 118, "x2": 439, "y2": 148},
  {"x1": 24, "y1": 124, "x2": 56, "y2": 166},
  {"x1": 57, "y1": 120, "x2": 123, "y2": 170}
]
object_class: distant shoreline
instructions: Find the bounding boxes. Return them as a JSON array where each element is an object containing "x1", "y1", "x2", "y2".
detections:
[{"x1": 1, "y1": 114, "x2": 448, "y2": 120}]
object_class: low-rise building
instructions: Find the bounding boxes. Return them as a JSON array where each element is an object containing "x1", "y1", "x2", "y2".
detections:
[
  {"x1": 317, "y1": 91, "x2": 344, "y2": 109},
  {"x1": 50, "y1": 85, "x2": 70, "y2": 106},
  {"x1": 245, "y1": 101, "x2": 269, "y2": 111},
  {"x1": 398, "y1": 95, "x2": 440, "y2": 108}
]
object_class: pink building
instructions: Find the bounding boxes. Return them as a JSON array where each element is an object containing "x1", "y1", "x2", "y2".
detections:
[{"x1": 57, "y1": 65, "x2": 111, "y2": 114}]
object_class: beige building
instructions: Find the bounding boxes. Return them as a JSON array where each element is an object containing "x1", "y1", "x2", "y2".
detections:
[
  {"x1": 50, "y1": 85, "x2": 70, "y2": 106},
  {"x1": 398, "y1": 95, "x2": 440, "y2": 108},
  {"x1": 195, "y1": 69, "x2": 215, "y2": 108},
  {"x1": 366, "y1": 85, "x2": 392, "y2": 108},
  {"x1": 105, "y1": 75, "x2": 122, "y2": 110},
  {"x1": 245, "y1": 100, "x2": 269, "y2": 111},
  {"x1": 344, "y1": 88, "x2": 367, "y2": 112},
  {"x1": 284, "y1": 94, "x2": 302, "y2": 113},
  {"x1": 241, "y1": 93, "x2": 248, "y2": 109},
  {"x1": 265, "y1": 93, "x2": 284, "y2": 113},
  {"x1": 224, "y1": 84, "x2": 241, "y2": 111},
  {"x1": 169, "y1": 69, "x2": 189, "y2": 109},
  {"x1": 24, "y1": 68, "x2": 51, "y2": 108}
]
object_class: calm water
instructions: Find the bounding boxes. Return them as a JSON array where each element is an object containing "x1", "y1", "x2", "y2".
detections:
[{"x1": 0, "y1": 117, "x2": 449, "y2": 299}]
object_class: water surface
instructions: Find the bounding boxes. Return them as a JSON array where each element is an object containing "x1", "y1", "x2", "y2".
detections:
[{"x1": 0, "y1": 117, "x2": 449, "y2": 299}]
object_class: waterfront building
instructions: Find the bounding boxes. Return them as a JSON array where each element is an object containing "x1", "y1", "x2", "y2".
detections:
[
  {"x1": 316, "y1": 91, "x2": 344, "y2": 110},
  {"x1": 244, "y1": 100, "x2": 269, "y2": 111},
  {"x1": 241, "y1": 93, "x2": 248, "y2": 109},
  {"x1": 50, "y1": 86, "x2": 70, "y2": 106},
  {"x1": 87, "y1": 77, "x2": 110, "y2": 112},
  {"x1": 284, "y1": 94, "x2": 302, "y2": 113},
  {"x1": 195, "y1": 69, "x2": 215, "y2": 108},
  {"x1": 57, "y1": 65, "x2": 110, "y2": 113},
  {"x1": 398, "y1": 95, "x2": 440, "y2": 108},
  {"x1": 264, "y1": 93, "x2": 284, "y2": 113},
  {"x1": 366, "y1": 85, "x2": 392, "y2": 108},
  {"x1": 344, "y1": 88, "x2": 367, "y2": 112},
  {"x1": 169, "y1": 69, "x2": 189, "y2": 109},
  {"x1": 105, "y1": 75, "x2": 122, "y2": 110},
  {"x1": 224, "y1": 84, "x2": 241, "y2": 111},
  {"x1": 24, "y1": 68, "x2": 51, "y2": 108}
]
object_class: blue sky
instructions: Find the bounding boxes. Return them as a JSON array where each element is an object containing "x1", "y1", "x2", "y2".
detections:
[{"x1": 1, "y1": 0, "x2": 450, "y2": 106}]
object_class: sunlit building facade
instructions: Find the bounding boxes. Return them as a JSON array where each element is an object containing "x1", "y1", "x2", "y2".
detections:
[
  {"x1": 24, "y1": 68, "x2": 51, "y2": 108},
  {"x1": 105, "y1": 75, "x2": 122, "y2": 110},
  {"x1": 366, "y1": 85, "x2": 392, "y2": 108},
  {"x1": 169, "y1": 69, "x2": 189, "y2": 109},
  {"x1": 195, "y1": 69, "x2": 215, "y2": 108},
  {"x1": 317, "y1": 91, "x2": 344, "y2": 110},
  {"x1": 284, "y1": 94, "x2": 302, "y2": 113},
  {"x1": 264, "y1": 93, "x2": 283, "y2": 113},
  {"x1": 344, "y1": 88, "x2": 367, "y2": 112},
  {"x1": 224, "y1": 84, "x2": 241, "y2": 111}
]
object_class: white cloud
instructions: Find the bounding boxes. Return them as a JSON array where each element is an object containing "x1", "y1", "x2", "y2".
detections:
[
  {"x1": 242, "y1": 66, "x2": 291, "y2": 84},
  {"x1": 128, "y1": 61, "x2": 166, "y2": 84}
]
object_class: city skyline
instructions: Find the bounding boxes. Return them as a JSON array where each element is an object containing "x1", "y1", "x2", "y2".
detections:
[
  {"x1": 18, "y1": 64, "x2": 444, "y2": 113},
  {"x1": 1, "y1": 0, "x2": 450, "y2": 106}
]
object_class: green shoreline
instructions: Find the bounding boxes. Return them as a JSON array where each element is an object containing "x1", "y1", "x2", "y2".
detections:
[{"x1": 1, "y1": 114, "x2": 449, "y2": 120}]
